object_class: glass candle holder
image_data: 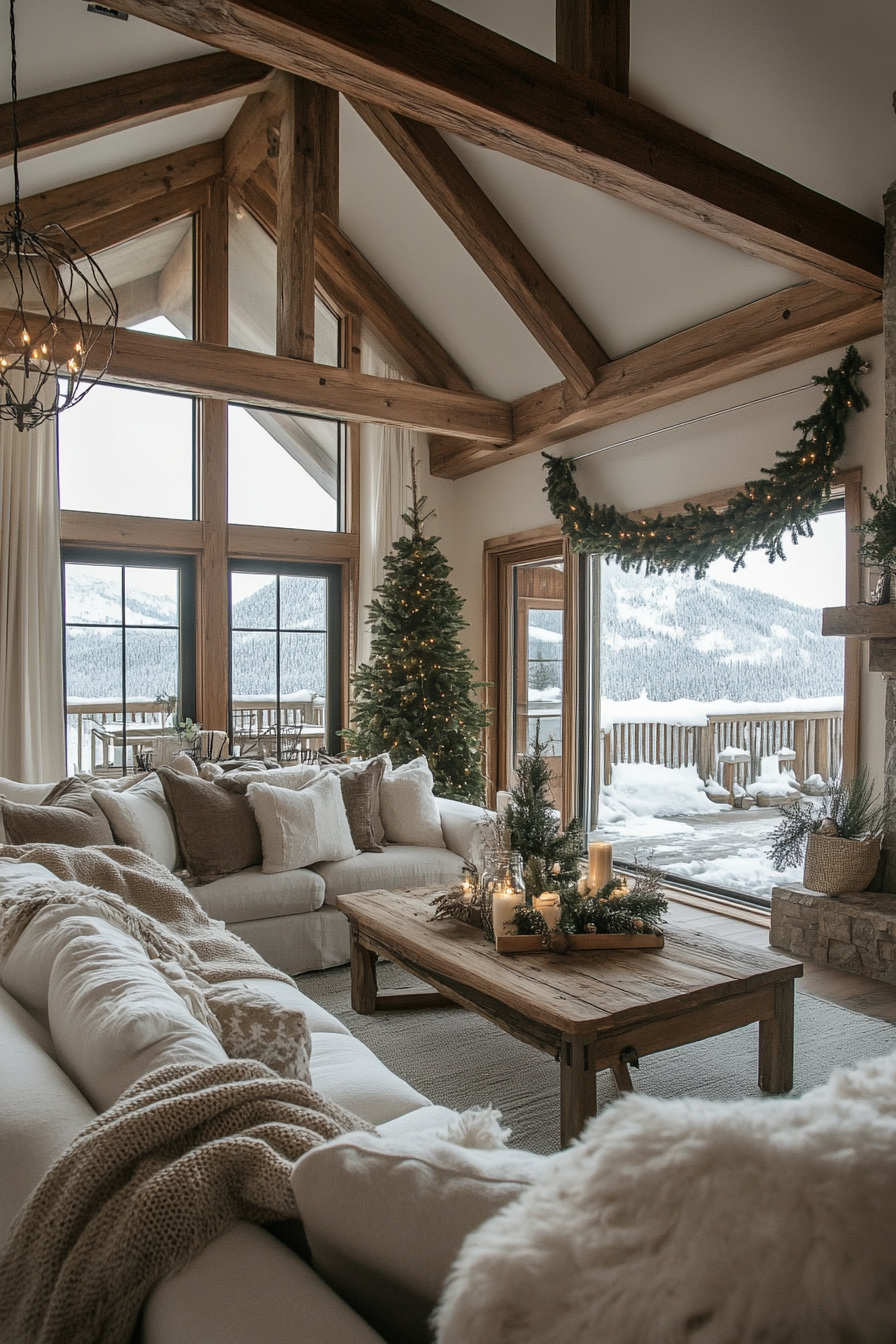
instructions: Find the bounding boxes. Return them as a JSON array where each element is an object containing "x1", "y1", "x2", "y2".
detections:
[{"x1": 479, "y1": 849, "x2": 526, "y2": 942}]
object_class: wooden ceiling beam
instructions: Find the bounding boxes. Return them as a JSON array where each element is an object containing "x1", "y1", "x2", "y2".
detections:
[
  {"x1": 224, "y1": 77, "x2": 286, "y2": 190},
  {"x1": 556, "y1": 0, "x2": 630, "y2": 95},
  {"x1": 110, "y1": 0, "x2": 882, "y2": 292},
  {"x1": 9, "y1": 316, "x2": 510, "y2": 441},
  {"x1": 47, "y1": 180, "x2": 212, "y2": 261},
  {"x1": 277, "y1": 76, "x2": 322, "y2": 360},
  {"x1": 0, "y1": 53, "x2": 269, "y2": 169},
  {"x1": 349, "y1": 99, "x2": 608, "y2": 397},
  {"x1": 5, "y1": 141, "x2": 223, "y2": 237},
  {"x1": 428, "y1": 282, "x2": 882, "y2": 478},
  {"x1": 241, "y1": 163, "x2": 475, "y2": 392}
]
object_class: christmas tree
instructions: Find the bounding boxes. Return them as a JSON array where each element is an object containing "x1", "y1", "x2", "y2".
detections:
[
  {"x1": 504, "y1": 728, "x2": 583, "y2": 901},
  {"x1": 343, "y1": 464, "x2": 490, "y2": 803}
]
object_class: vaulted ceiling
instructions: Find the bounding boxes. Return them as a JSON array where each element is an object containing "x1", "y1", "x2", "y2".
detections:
[{"x1": 2, "y1": 0, "x2": 892, "y2": 476}]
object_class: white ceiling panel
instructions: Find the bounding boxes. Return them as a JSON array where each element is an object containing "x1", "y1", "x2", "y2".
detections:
[{"x1": 340, "y1": 98, "x2": 560, "y2": 401}]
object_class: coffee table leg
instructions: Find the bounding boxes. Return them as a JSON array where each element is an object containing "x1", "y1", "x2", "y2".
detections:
[
  {"x1": 560, "y1": 1037, "x2": 597, "y2": 1148},
  {"x1": 758, "y1": 979, "x2": 795, "y2": 1094},
  {"x1": 350, "y1": 927, "x2": 378, "y2": 1015}
]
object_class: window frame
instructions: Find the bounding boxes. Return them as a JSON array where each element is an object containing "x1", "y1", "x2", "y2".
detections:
[
  {"x1": 228, "y1": 558, "x2": 343, "y2": 759},
  {"x1": 61, "y1": 546, "x2": 197, "y2": 776}
]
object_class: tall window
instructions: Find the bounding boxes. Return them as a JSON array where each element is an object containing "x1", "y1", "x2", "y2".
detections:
[
  {"x1": 515, "y1": 560, "x2": 565, "y2": 808},
  {"x1": 227, "y1": 406, "x2": 342, "y2": 531},
  {"x1": 230, "y1": 562, "x2": 341, "y2": 761},
  {"x1": 57, "y1": 385, "x2": 195, "y2": 520},
  {"x1": 589, "y1": 500, "x2": 850, "y2": 905},
  {"x1": 62, "y1": 551, "x2": 196, "y2": 775}
]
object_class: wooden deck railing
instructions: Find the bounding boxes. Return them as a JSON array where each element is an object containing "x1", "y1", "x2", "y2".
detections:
[{"x1": 601, "y1": 709, "x2": 842, "y2": 786}]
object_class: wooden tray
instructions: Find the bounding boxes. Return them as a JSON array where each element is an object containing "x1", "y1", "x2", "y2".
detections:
[{"x1": 494, "y1": 931, "x2": 664, "y2": 954}]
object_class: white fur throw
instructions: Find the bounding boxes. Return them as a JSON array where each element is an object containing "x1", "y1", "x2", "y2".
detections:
[{"x1": 435, "y1": 1052, "x2": 896, "y2": 1344}]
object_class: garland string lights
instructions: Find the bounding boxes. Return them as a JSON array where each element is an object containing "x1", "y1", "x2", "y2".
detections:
[{"x1": 543, "y1": 346, "x2": 869, "y2": 577}]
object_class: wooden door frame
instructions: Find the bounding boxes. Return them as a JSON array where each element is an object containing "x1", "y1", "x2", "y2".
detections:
[{"x1": 483, "y1": 523, "x2": 581, "y2": 823}]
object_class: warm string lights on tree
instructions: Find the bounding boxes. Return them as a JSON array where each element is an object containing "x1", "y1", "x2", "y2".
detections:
[
  {"x1": 543, "y1": 346, "x2": 869, "y2": 576},
  {"x1": 0, "y1": 0, "x2": 117, "y2": 430},
  {"x1": 343, "y1": 454, "x2": 490, "y2": 803}
]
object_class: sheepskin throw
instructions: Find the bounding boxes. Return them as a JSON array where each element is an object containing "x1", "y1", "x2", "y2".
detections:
[
  {"x1": 0, "y1": 1060, "x2": 373, "y2": 1344},
  {"x1": 0, "y1": 842, "x2": 294, "y2": 985},
  {"x1": 434, "y1": 1051, "x2": 896, "y2": 1344}
]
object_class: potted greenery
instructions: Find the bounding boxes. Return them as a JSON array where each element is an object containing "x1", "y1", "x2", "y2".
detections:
[
  {"x1": 854, "y1": 487, "x2": 896, "y2": 603},
  {"x1": 768, "y1": 769, "x2": 893, "y2": 895}
]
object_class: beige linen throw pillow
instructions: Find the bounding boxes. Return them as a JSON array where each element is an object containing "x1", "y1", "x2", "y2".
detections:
[
  {"x1": 248, "y1": 773, "x2": 358, "y2": 873},
  {"x1": 379, "y1": 756, "x2": 445, "y2": 848},
  {"x1": 157, "y1": 767, "x2": 262, "y2": 883}
]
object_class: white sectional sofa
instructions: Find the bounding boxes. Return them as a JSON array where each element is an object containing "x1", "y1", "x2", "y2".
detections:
[
  {"x1": 0, "y1": 857, "x2": 480, "y2": 1344},
  {"x1": 0, "y1": 769, "x2": 490, "y2": 975}
]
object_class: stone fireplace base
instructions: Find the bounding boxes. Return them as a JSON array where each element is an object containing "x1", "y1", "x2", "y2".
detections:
[{"x1": 771, "y1": 885, "x2": 896, "y2": 984}]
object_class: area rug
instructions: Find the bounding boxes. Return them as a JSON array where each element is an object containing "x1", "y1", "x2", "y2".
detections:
[{"x1": 297, "y1": 962, "x2": 896, "y2": 1155}]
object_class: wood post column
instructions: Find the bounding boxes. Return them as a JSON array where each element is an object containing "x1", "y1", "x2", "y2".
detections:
[{"x1": 883, "y1": 178, "x2": 896, "y2": 888}]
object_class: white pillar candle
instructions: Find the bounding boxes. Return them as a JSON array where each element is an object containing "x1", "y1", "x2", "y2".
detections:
[
  {"x1": 461, "y1": 876, "x2": 473, "y2": 904},
  {"x1": 534, "y1": 891, "x2": 561, "y2": 930},
  {"x1": 491, "y1": 886, "x2": 519, "y2": 939},
  {"x1": 496, "y1": 790, "x2": 512, "y2": 815},
  {"x1": 588, "y1": 841, "x2": 613, "y2": 893}
]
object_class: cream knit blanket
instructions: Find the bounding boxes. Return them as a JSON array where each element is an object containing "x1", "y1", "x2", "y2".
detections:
[
  {"x1": 0, "y1": 843, "x2": 295, "y2": 986},
  {"x1": 0, "y1": 1059, "x2": 373, "y2": 1344}
]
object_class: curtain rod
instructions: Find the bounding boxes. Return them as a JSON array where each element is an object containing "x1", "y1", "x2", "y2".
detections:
[{"x1": 570, "y1": 381, "x2": 816, "y2": 462}]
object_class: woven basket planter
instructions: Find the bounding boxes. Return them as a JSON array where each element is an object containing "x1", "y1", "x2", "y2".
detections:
[{"x1": 802, "y1": 832, "x2": 881, "y2": 896}]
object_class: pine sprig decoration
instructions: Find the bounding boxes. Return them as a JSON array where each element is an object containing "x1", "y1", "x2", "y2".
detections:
[
  {"x1": 559, "y1": 865, "x2": 667, "y2": 935},
  {"x1": 854, "y1": 487, "x2": 896, "y2": 572},
  {"x1": 343, "y1": 459, "x2": 490, "y2": 802},
  {"x1": 543, "y1": 346, "x2": 869, "y2": 577},
  {"x1": 768, "y1": 767, "x2": 896, "y2": 870}
]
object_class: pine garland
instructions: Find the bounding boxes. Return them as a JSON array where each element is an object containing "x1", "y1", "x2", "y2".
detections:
[{"x1": 543, "y1": 346, "x2": 869, "y2": 577}]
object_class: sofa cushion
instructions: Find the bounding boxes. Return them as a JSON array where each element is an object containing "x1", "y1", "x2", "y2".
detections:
[
  {"x1": 1, "y1": 907, "x2": 134, "y2": 1030},
  {"x1": 314, "y1": 845, "x2": 466, "y2": 905},
  {"x1": 248, "y1": 773, "x2": 357, "y2": 874},
  {"x1": 215, "y1": 975, "x2": 350, "y2": 1037},
  {"x1": 308, "y1": 1032, "x2": 431, "y2": 1126},
  {"x1": 0, "y1": 986, "x2": 97, "y2": 1247},
  {"x1": 91, "y1": 771, "x2": 180, "y2": 870},
  {"x1": 0, "y1": 777, "x2": 114, "y2": 847},
  {"x1": 193, "y1": 864, "x2": 326, "y2": 925},
  {"x1": 48, "y1": 927, "x2": 227, "y2": 1110},
  {"x1": 158, "y1": 766, "x2": 262, "y2": 883},
  {"x1": 0, "y1": 778, "x2": 55, "y2": 840},
  {"x1": 380, "y1": 757, "x2": 445, "y2": 848},
  {"x1": 142, "y1": 1221, "x2": 388, "y2": 1344},
  {"x1": 290, "y1": 1130, "x2": 548, "y2": 1344}
]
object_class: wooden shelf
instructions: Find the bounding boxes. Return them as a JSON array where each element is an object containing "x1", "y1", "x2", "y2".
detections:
[{"x1": 821, "y1": 604, "x2": 896, "y2": 638}]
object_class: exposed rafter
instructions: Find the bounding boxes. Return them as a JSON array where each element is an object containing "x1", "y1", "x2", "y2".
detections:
[
  {"x1": 10, "y1": 315, "x2": 510, "y2": 441},
  {"x1": 224, "y1": 77, "x2": 286, "y2": 190},
  {"x1": 242, "y1": 162, "x2": 475, "y2": 391},
  {"x1": 110, "y1": 0, "x2": 883, "y2": 292},
  {"x1": 349, "y1": 99, "x2": 608, "y2": 397},
  {"x1": 556, "y1": 0, "x2": 630, "y2": 95},
  {"x1": 0, "y1": 54, "x2": 269, "y2": 169},
  {"x1": 428, "y1": 283, "x2": 882, "y2": 478},
  {"x1": 3, "y1": 142, "x2": 223, "y2": 237}
]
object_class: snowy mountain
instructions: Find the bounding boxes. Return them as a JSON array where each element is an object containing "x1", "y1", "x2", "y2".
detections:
[
  {"x1": 599, "y1": 561, "x2": 842, "y2": 702},
  {"x1": 64, "y1": 568, "x2": 326, "y2": 701}
]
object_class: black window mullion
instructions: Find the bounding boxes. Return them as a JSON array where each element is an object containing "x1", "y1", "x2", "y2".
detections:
[{"x1": 119, "y1": 565, "x2": 127, "y2": 774}]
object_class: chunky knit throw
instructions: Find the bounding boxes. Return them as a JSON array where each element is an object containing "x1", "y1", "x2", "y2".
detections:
[{"x1": 0, "y1": 1060, "x2": 373, "y2": 1344}]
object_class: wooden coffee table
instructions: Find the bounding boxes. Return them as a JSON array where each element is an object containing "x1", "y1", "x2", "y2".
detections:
[{"x1": 336, "y1": 888, "x2": 803, "y2": 1147}]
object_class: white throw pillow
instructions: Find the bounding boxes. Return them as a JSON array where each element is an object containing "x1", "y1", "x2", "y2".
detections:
[
  {"x1": 91, "y1": 772, "x2": 180, "y2": 870},
  {"x1": 1, "y1": 906, "x2": 124, "y2": 1028},
  {"x1": 0, "y1": 777, "x2": 56, "y2": 842},
  {"x1": 48, "y1": 927, "x2": 227, "y2": 1111},
  {"x1": 248, "y1": 773, "x2": 358, "y2": 874},
  {"x1": 264, "y1": 763, "x2": 320, "y2": 791},
  {"x1": 290, "y1": 1129, "x2": 548, "y2": 1344},
  {"x1": 379, "y1": 757, "x2": 446, "y2": 849}
]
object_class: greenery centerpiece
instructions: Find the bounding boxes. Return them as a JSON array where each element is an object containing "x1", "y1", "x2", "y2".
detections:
[{"x1": 342, "y1": 463, "x2": 490, "y2": 803}]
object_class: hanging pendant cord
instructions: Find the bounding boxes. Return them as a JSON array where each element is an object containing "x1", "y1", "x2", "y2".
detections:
[{"x1": 8, "y1": 0, "x2": 21, "y2": 230}]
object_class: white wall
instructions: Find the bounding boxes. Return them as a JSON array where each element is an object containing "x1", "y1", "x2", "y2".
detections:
[{"x1": 439, "y1": 336, "x2": 887, "y2": 789}]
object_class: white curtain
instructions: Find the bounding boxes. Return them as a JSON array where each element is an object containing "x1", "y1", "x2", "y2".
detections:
[
  {"x1": 0, "y1": 414, "x2": 66, "y2": 781},
  {"x1": 357, "y1": 326, "x2": 427, "y2": 667}
]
